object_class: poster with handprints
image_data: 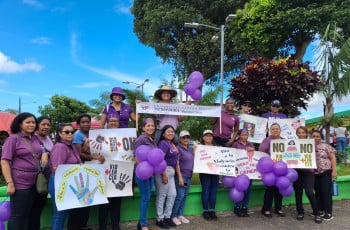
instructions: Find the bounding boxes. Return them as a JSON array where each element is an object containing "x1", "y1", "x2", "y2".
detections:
[
  {"x1": 89, "y1": 128, "x2": 137, "y2": 162},
  {"x1": 55, "y1": 164, "x2": 108, "y2": 211},
  {"x1": 239, "y1": 114, "x2": 268, "y2": 143},
  {"x1": 268, "y1": 118, "x2": 305, "y2": 139},
  {"x1": 193, "y1": 145, "x2": 269, "y2": 178},
  {"x1": 104, "y1": 158, "x2": 134, "y2": 197}
]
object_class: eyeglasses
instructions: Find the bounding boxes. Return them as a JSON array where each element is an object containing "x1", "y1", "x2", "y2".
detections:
[
  {"x1": 181, "y1": 135, "x2": 190, "y2": 139},
  {"x1": 242, "y1": 104, "x2": 252, "y2": 107},
  {"x1": 272, "y1": 105, "x2": 280, "y2": 108},
  {"x1": 63, "y1": 130, "x2": 74, "y2": 135}
]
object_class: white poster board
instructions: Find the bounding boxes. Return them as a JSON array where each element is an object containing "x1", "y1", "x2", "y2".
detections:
[
  {"x1": 268, "y1": 118, "x2": 305, "y2": 139},
  {"x1": 239, "y1": 114, "x2": 268, "y2": 143}
]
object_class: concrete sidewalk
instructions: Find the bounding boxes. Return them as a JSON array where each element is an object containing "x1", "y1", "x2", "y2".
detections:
[{"x1": 85, "y1": 199, "x2": 350, "y2": 230}]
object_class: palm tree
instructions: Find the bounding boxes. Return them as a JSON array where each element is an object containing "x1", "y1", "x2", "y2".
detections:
[{"x1": 315, "y1": 23, "x2": 350, "y2": 143}]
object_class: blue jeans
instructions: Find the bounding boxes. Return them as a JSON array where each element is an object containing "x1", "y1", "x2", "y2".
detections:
[
  {"x1": 135, "y1": 175, "x2": 153, "y2": 227},
  {"x1": 8, "y1": 186, "x2": 36, "y2": 230},
  {"x1": 235, "y1": 180, "x2": 252, "y2": 208},
  {"x1": 199, "y1": 173, "x2": 219, "y2": 211},
  {"x1": 336, "y1": 137, "x2": 347, "y2": 152},
  {"x1": 49, "y1": 174, "x2": 70, "y2": 230},
  {"x1": 171, "y1": 176, "x2": 191, "y2": 217}
]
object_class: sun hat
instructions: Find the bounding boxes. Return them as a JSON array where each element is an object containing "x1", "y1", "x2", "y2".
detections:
[
  {"x1": 179, "y1": 130, "x2": 190, "y2": 138},
  {"x1": 271, "y1": 99, "x2": 281, "y2": 106},
  {"x1": 154, "y1": 85, "x2": 177, "y2": 100},
  {"x1": 202, "y1": 129, "x2": 213, "y2": 136},
  {"x1": 110, "y1": 87, "x2": 126, "y2": 100}
]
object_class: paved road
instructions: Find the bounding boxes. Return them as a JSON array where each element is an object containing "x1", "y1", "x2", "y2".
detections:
[{"x1": 79, "y1": 199, "x2": 350, "y2": 230}]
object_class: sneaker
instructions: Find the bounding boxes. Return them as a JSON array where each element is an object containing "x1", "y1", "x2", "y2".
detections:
[
  {"x1": 165, "y1": 218, "x2": 177, "y2": 227},
  {"x1": 314, "y1": 215, "x2": 323, "y2": 224},
  {"x1": 209, "y1": 211, "x2": 218, "y2": 220},
  {"x1": 171, "y1": 217, "x2": 181, "y2": 226},
  {"x1": 178, "y1": 216, "x2": 190, "y2": 224},
  {"x1": 233, "y1": 207, "x2": 241, "y2": 217},
  {"x1": 202, "y1": 211, "x2": 211, "y2": 221},
  {"x1": 156, "y1": 219, "x2": 169, "y2": 229},
  {"x1": 240, "y1": 207, "x2": 249, "y2": 217},
  {"x1": 322, "y1": 213, "x2": 334, "y2": 221}
]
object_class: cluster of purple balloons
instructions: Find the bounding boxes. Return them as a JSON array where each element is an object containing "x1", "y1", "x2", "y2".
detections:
[
  {"x1": 0, "y1": 201, "x2": 10, "y2": 230},
  {"x1": 184, "y1": 71, "x2": 204, "y2": 101},
  {"x1": 222, "y1": 174, "x2": 250, "y2": 202},
  {"x1": 257, "y1": 157, "x2": 298, "y2": 197},
  {"x1": 135, "y1": 145, "x2": 167, "y2": 180}
]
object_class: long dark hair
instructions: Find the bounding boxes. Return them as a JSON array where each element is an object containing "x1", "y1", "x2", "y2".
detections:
[
  {"x1": 159, "y1": 125, "x2": 175, "y2": 142},
  {"x1": 36, "y1": 116, "x2": 52, "y2": 131},
  {"x1": 10, "y1": 112, "x2": 37, "y2": 134}
]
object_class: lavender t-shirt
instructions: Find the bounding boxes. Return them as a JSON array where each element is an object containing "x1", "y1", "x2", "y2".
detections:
[
  {"x1": 158, "y1": 140, "x2": 179, "y2": 168},
  {"x1": 213, "y1": 111, "x2": 240, "y2": 139},
  {"x1": 50, "y1": 140, "x2": 82, "y2": 170},
  {"x1": 1, "y1": 133, "x2": 42, "y2": 189},
  {"x1": 232, "y1": 140, "x2": 254, "y2": 150},
  {"x1": 261, "y1": 112, "x2": 287, "y2": 119},
  {"x1": 177, "y1": 144, "x2": 194, "y2": 178},
  {"x1": 102, "y1": 103, "x2": 134, "y2": 128}
]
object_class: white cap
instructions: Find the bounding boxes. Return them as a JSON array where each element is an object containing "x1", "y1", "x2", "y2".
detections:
[
  {"x1": 202, "y1": 129, "x2": 213, "y2": 136},
  {"x1": 179, "y1": 130, "x2": 190, "y2": 138}
]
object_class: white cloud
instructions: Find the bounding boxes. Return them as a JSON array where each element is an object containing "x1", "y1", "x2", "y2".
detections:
[
  {"x1": 74, "y1": 82, "x2": 110, "y2": 88},
  {"x1": 113, "y1": 1, "x2": 132, "y2": 14},
  {"x1": 22, "y1": 0, "x2": 44, "y2": 9},
  {"x1": 30, "y1": 37, "x2": 52, "y2": 45},
  {"x1": 0, "y1": 52, "x2": 44, "y2": 73}
]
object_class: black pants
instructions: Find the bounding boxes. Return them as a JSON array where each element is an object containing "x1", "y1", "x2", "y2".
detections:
[
  {"x1": 262, "y1": 186, "x2": 283, "y2": 212},
  {"x1": 293, "y1": 171, "x2": 318, "y2": 215},
  {"x1": 98, "y1": 197, "x2": 122, "y2": 230},
  {"x1": 67, "y1": 206, "x2": 91, "y2": 230},
  {"x1": 28, "y1": 192, "x2": 48, "y2": 230},
  {"x1": 8, "y1": 186, "x2": 36, "y2": 230},
  {"x1": 314, "y1": 170, "x2": 333, "y2": 214}
]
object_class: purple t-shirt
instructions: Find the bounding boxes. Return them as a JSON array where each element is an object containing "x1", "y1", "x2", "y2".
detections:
[
  {"x1": 261, "y1": 112, "x2": 287, "y2": 119},
  {"x1": 258, "y1": 136, "x2": 274, "y2": 155},
  {"x1": 134, "y1": 133, "x2": 157, "y2": 150},
  {"x1": 232, "y1": 140, "x2": 254, "y2": 150},
  {"x1": 158, "y1": 140, "x2": 179, "y2": 168},
  {"x1": 213, "y1": 111, "x2": 240, "y2": 139},
  {"x1": 1, "y1": 133, "x2": 43, "y2": 189},
  {"x1": 102, "y1": 102, "x2": 134, "y2": 128},
  {"x1": 156, "y1": 114, "x2": 179, "y2": 130},
  {"x1": 177, "y1": 144, "x2": 194, "y2": 178},
  {"x1": 50, "y1": 140, "x2": 82, "y2": 170}
]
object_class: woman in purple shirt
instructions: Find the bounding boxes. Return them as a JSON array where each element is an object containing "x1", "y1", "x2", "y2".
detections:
[
  {"x1": 230, "y1": 128, "x2": 255, "y2": 217},
  {"x1": 155, "y1": 125, "x2": 180, "y2": 229},
  {"x1": 100, "y1": 87, "x2": 136, "y2": 128},
  {"x1": 48, "y1": 123, "x2": 82, "y2": 230},
  {"x1": 1, "y1": 112, "x2": 48, "y2": 230},
  {"x1": 171, "y1": 130, "x2": 194, "y2": 225}
]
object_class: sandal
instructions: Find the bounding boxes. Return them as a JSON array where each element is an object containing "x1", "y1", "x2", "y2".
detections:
[
  {"x1": 296, "y1": 213, "x2": 304, "y2": 220},
  {"x1": 261, "y1": 210, "x2": 272, "y2": 218},
  {"x1": 275, "y1": 210, "x2": 286, "y2": 217},
  {"x1": 314, "y1": 215, "x2": 322, "y2": 224}
]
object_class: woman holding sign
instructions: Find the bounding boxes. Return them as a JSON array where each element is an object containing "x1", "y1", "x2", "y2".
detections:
[
  {"x1": 49, "y1": 123, "x2": 82, "y2": 230},
  {"x1": 293, "y1": 126, "x2": 322, "y2": 223},
  {"x1": 311, "y1": 130, "x2": 337, "y2": 221},
  {"x1": 259, "y1": 123, "x2": 285, "y2": 218}
]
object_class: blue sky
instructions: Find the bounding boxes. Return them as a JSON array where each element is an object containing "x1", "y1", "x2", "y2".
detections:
[{"x1": 0, "y1": 0, "x2": 349, "y2": 120}]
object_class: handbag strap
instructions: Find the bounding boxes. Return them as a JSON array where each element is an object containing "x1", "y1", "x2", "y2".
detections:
[{"x1": 21, "y1": 137, "x2": 41, "y2": 172}]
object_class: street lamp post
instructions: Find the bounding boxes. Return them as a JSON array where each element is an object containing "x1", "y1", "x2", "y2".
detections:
[
  {"x1": 122, "y1": 79, "x2": 150, "y2": 93},
  {"x1": 184, "y1": 14, "x2": 236, "y2": 109}
]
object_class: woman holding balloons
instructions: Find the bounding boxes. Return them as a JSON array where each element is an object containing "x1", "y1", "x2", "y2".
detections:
[
  {"x1": 259, "y1": 123, "x2": 285, "y2": 218},
  {"x1": 134, "y1": 118, "x2": 157, "y2": 230},
  {"x1": 293, "y1": 126, "x2": 322, "y2": 223}
]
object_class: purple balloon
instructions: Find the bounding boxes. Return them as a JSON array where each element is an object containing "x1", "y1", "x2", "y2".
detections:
[
  {"x1": 147, "y1": 148, "x2": 164, "y2": 166},
  {"x1": 0, "y1": 221, "x2": 4, "y2": 230},
  {"x1": 184, "y1": 83, "x2": 197, "y2": 96},
  {"x1": 262, "y1": 172, "x2": 276, "y2": 186},
  {"x1": 136, "y1": 161, "x2": 154, "y2": 180},
  {"x1": 222, "y1": 176, "x2": 236, "y2": 188},
  {"x1": 235, "y1": 174, "x2": 250, "y2": 192},
  {"x1": 273, "y1": 161, "x2": 288, "y2": 176},
  {"x1": 135, "y1": 145, "x2": 152, "y2": 162},
  {"x1": 229, "y1": 187, "x2": 244, "y2": 202},
  {"x1": 279, "y1": 185, "x2": 294, "y2": 197},
  {"x1": 153, "y1": 160, "x2": 167, "y2": 174},
  {"x1": 286, "y1": 168, "x2": 298, "y2": 182},
  {"x1": 188, "y1": 71, "x2": 204, "y2": 87},
  {"x1": 0, "y1": 202, "x2": 10, "y2": 221},
  {"x1": 257, "y1": 157, "x2": 274, "y2": 174},
  {"x1": 276, "y1": 176, "x2": 290, "y2": 190},
  {"x1": 191, "y1": 89, "x2": 202, "y2": 101}
]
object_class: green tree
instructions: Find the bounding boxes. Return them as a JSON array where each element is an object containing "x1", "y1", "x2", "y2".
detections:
[
  {"x1": 229, "y1": 57, "x2": 324, "y2": 117},
  {"x1": 315, "y1": 23, "x2": 350, "y2": 143},
  {"x1": 38, "y1": 95, "x2": 98, "y2": 132}
]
